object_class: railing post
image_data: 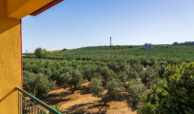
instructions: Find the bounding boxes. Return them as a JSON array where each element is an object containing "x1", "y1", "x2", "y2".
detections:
[
  {"x1": 16, "y1": 87, "x2": 62, "y2": 114},
  {"x1": 18, "y1": 91, "x2": 19, "y2": 114}
]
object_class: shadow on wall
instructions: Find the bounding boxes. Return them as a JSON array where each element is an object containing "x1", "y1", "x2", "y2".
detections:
[
  {"x1": 0, "y1": 88, "x2": 16, "y2": 103},
  {"x1": 0, "y1": 18, "x2": 20, "y2": 34},
  {"x1": 0, "y1": 0, "x2": 20, "y2": 34}
]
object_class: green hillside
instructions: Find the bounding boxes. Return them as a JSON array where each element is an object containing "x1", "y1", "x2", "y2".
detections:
[{"x1": 45, "y1": 45, "x2": 194, "y2": 61}]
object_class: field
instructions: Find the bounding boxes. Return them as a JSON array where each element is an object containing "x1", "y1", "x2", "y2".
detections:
[
  {"x1": 47, "y1": 45, "x2": 194, "y2": 61},
  {"x1": 23, "y1": 45, "x2": 194, "y2": 113},
  {"x1": 26, "y1": 45, "x2": 194, "y2": 61}
]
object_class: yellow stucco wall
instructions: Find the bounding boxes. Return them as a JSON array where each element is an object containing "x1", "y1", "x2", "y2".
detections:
[
  {"x1": 0, "y1": 0, "x2": 22, "y2": 114},
  {"x1": 7, "y1": 0, "x2": 53, "y2": 19},
  {"x1": 0, "y1": 0, "x2": 60, "y2": 113}
]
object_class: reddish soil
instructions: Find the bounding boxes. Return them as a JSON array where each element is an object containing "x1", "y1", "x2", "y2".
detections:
[{"x1": 44, "y1": 84, "x2": 137, "y2": 114}]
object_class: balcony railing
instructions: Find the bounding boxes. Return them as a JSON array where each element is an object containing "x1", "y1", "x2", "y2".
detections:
[{"x1": 16, "y1": 87, "x2": 62, "y2": 114}]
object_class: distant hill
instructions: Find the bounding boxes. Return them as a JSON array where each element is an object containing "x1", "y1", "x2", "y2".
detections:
[
  {"x1": 173, "y1": 41, "x2": 194, "y2": 46},
  {"x1": 24, "y1": 45, "x2": 194, "y2": 61},
  {"x1": 44, "y1": 45, "x2": 194, "y2": 61}
]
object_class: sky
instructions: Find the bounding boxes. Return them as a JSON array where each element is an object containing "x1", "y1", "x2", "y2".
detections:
[{"x1": 22, "y1": 0, "x2": 194, "y2": 52}]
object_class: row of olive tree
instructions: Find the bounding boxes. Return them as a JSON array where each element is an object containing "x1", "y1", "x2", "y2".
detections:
[{"x1": 23, "y1": 57, "x2": 166, "y2": 104}]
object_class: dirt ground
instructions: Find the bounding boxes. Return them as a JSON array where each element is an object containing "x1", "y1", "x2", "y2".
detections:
[{"x1": 44, "y1": 84, "x2": 137, "y2": 114}]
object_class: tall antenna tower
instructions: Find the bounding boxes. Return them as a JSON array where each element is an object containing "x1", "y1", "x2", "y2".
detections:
[{"x1": 110, "y1": 36, "x2": 112, "y2": 47}]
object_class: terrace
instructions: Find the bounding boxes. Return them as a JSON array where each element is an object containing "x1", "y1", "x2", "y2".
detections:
[{"x1": 0, "y1": 0, "x2": 63, "y2": 113}]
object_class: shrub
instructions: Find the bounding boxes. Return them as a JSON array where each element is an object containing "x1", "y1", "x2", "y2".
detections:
[
  {"x1": 96, "y1": 66, "x2": 111, "y2": 80},
  {"x1": 89, "y1": 77, "x2": 107, "y2": 105},
  {"x1": 23, "y1": 71, "x2": 37, "y2": 94},
  {"x1": 131, "y1": 62, "x2": 143, "y2": 72},
  {"x1": 108, "y1": 62, "x2": 120, "y2": 73},
  {"x1": 142, "y1": 67, "x2": 158, "y2": 88},
  {"x1": 89, "y1": 77, "x2": 104, "y2": 97},
  {"x1": 143, "y1": 62, "x2": 194, "y2": 114},
  {"x1": 69, "y1": 70, "x2": 83, "y2": 93},
  {"x1": 158, "y1": 64, "x2": 166, "y2": 78},
  {"x1": 106, "y1": 78, "x2": 125, "y2": 101},
  {"x1": 127, "y1": 70, "x2": 138, "y2": 80},
  {"x1": 150, "y1": 77, "x2": 166, "y2": 87},
  {"x1": 83, "y1": 66, "x2": 97, "y2": 81},
  {"x1": 35, "y1": 73, "x2": 55, "y2": 98},
  {"x1": 127, "y1": 79, "x2": 146, "y2": 110},
  {"x1": 89, "y1": 77, "x2": 125, "y2": 105},
  {"x1": 118, "y1": 72, "x2": 128, "y2": 83},
  {"x1": 58, "y1": 70, "x2": 83, "y2": 93}
]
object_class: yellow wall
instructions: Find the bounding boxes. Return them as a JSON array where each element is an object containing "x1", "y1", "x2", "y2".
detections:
[
  {"x1": 0, "y1": 0, "x2": 22, "y2": 114},
  {"x1": 7, "y1": 0, "x2": 53, "y2": 19},
  {"x1": 0, "y1": 0, "x2": 59, "y2": 113}
]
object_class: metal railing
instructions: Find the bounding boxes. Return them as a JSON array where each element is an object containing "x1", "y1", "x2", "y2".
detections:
[{"x1": 16, "y1": 87, "x2": 62, "y2": 114}]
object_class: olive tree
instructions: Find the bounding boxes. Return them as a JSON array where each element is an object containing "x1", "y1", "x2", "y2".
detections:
[
  {"x1": 58, "y1": 70, "x2": 83, "y2": 93},
  {"x1": 127, "y1": 79, "x2": 146, "y2": 110},
  {"x1": 23, "y1": 71, "x2": 55, "y2": 98},
  {"x1": 89, "y1": 77, "x2": 105, "y2": 104},
  {"x1": 89, "y1": 77, "x2": 125, "y2": 105},
  {"x1": 106, "y1": 78, "x2": 125, "y2": 101},
  {"x1": 34, "y1": 48, "x2": 48, "y2": 59}
]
